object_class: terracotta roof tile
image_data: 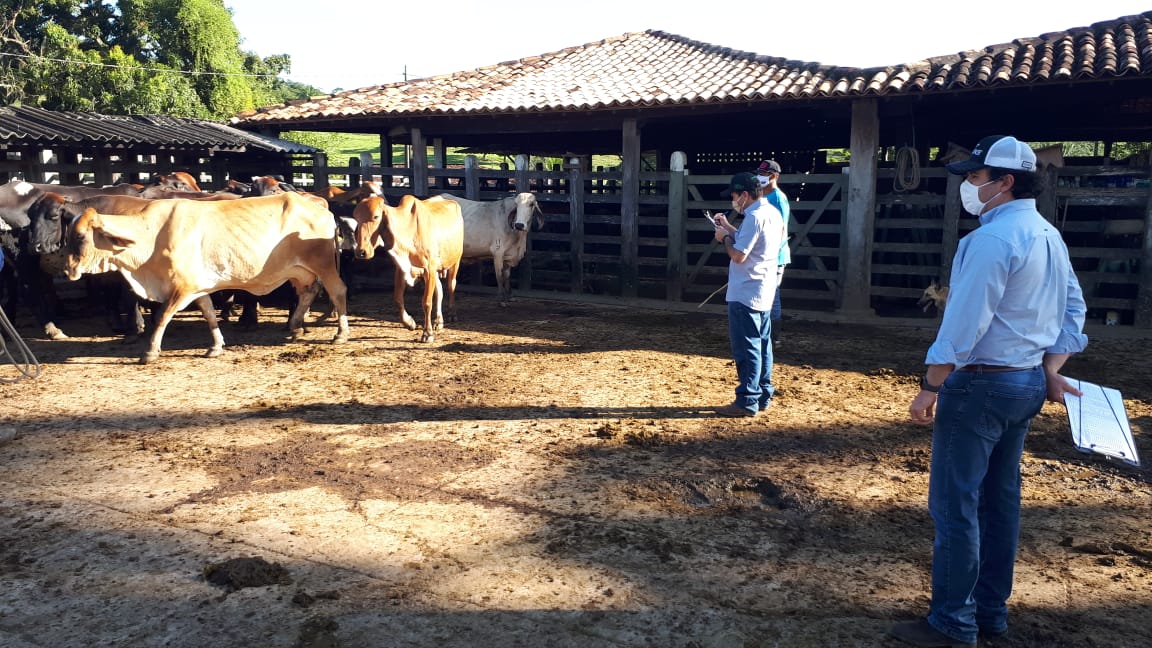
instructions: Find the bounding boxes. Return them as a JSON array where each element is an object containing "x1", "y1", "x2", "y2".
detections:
[{"x1": 234, "y1": 12, "x2": 1152, "y2": 126}]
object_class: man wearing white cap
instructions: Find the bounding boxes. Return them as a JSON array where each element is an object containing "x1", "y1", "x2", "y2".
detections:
[{"x1": 890, "y1": 135, "x2": 1088, "y2": 647}]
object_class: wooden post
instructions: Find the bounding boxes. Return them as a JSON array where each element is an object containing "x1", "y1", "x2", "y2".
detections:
[
  {"x1": 379, "y1": 134, "x2": 394, "y2": 188},
  {"x1": 621, "y1": 118, "x2": 640, "y2": 298},
  {"x1": 28, "y1": 148, "x2": 47, "y2": 183},
  {"x1": 1136, "y1": 165, "x2": 1152, "y2": 328},
  {"x1": 312, "y1": 152, "x2": 329, "y2": 191},
  {"x1": 666, "y1": 151, "x2": 687, "y2": 302},
  {"x1": 1037, "y1": 165, "x2": 1059, "y2": 224},
  {"x1": 209, "y1": 156, "x2": 228, "y2": 191},
  {"x1": 568, "y1": 157, "x2": 586, "y2": 294},
  {"x1": 411, "y1": 128, "x2": 427, "y2": 196},
  {"x1": 464, "y1": 155, "x2": 480, "y2": 200},
  {"x1": 93, "y1": 151, "x2": 113, "y2": 187},
  {"x1": 941, "y1": 173, "x2": 962, "y2": 285},
  {"x1": 432, "y1": 137, "x2": 446, "y2": 190},
  {"x1": 514, "y1": 154, "x2": 529, "y2": 195},
  {"x1": 838, "y1": 98, "x2": 878, "y2": 316},
  {"x1": 348, "y1": 156, "x2": 361, "y2": 189},
  {"x1": 359, "y1": 152, "x2": 375, "y2": 187},
  {"x1": 60, "y1": 149, "x2": 81, "y2": 185}
]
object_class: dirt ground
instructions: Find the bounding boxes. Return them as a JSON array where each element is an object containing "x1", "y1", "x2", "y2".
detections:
[{"x1": 0, "y1": 288, "x2": 1149, "y2": 648}]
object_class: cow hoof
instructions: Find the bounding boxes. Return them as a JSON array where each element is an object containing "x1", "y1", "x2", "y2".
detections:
[
  {"x1": 204, "y1": 347, "x2": 224, "y2": 358},
  {"x1": 139, "y1": 353, "x2": 159, "y2": 365},
  {"x1": 420, "y1": 333, "x2": 434, "y2": 343},
  {"x1": 331, "y1": 334, "x2": 349, "y2": 344}
]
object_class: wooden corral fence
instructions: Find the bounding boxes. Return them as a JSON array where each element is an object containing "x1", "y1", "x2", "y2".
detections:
[
  {"x1": 4, "y1": 147, "x2": 1150, "y2": 327},
  {"x1": 294, "y1": 152, "x2": 1152, "y2": 328}
]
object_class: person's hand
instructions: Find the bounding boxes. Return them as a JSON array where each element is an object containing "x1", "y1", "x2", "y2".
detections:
[
  {"x1": 909, "y1": 390, "x2": 937, "y2": 425},
  {"x1": 714, "y1": 226, "x2": 728, "y2": 243},
  {"x1": 1045, "y1": 373, "x2": 1082, "y2": 405},
  {"x1": 713, "y1": 213, "x2": 731, "y2": 229}
]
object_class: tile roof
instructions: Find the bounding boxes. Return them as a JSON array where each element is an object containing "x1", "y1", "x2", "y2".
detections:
[
  {"x1": 234, "y1": 12, "x2": 1152, "y2": 127},
  {"x1": 0, "y1": 106, "x2": 316, "y2": 153}
]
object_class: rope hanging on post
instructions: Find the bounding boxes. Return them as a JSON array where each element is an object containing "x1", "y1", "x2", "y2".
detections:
[{"x1": 893, "y1": 146, "x2": 921, "y2": 192}]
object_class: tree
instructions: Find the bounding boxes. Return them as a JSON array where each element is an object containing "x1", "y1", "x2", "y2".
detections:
[{"x1": 0, "y1": 0, "x2": 321, "y2": 118}]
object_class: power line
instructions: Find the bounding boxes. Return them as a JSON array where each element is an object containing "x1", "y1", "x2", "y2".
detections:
[{"x1": 0, "y1": 51, "x2": 283, "y2": 79}]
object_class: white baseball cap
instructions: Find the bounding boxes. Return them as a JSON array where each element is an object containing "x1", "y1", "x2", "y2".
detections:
[{"x1": 946, "y1": 135, "x2": 1037, "y2": 174}]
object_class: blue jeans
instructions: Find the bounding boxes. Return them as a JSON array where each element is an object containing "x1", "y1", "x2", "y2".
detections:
[
  {"x1": 770, "y1": 268, "x2": 784, "y2": 323},
  {"x1": 726, "y1": 301, "x2": 774, "y2": 412},
  {"x1": 926, "y1": 366, "x2": 1046, "y2": 643}
]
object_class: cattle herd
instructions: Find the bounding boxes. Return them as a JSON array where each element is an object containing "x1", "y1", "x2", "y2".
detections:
[{"x1": 0, "y1": 174, "x2": 542, "y2": 364}]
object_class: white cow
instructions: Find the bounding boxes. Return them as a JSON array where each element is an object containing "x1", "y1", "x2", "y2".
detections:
[{"x1": 439, "y1": 193, "x2": 543, "y2": 304}]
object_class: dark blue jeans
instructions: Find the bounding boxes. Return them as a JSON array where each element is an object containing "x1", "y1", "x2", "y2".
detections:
[
  {"x1": 770, "y1": 268, "x2": 784, "y2": 323},
  {"x1": 726, "y1": 301, "x2": 774, "y2": 413},
  {"x1": 927, "y1": 366, "x2": 1046, "y2": 643}
]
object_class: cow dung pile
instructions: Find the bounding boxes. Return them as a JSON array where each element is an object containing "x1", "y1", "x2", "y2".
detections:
[{"x1": 203, "y1": 556, "x2": 292, "y2": 591}]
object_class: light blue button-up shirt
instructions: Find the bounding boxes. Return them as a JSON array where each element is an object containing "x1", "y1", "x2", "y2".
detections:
[{"x1": 925, "y1": 198, "x2": 1088, "y2": 368}]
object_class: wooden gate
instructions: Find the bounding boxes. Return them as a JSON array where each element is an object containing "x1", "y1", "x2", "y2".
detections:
[{"x1": 677, "y1": 171, "x2": 847, "y2": 310}]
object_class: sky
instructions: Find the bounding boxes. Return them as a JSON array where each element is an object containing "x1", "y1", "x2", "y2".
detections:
[{"x1": 227, "y1": 2, "x2": 1152, "y2": 94}]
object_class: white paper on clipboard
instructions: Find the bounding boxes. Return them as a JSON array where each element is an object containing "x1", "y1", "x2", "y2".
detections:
[
  {"x1": 703, "y1": 210, "x2": 719, "y2": 227},
  {"x1": 1063, "y1": 378, "x2": 1140, "y2": 467}
]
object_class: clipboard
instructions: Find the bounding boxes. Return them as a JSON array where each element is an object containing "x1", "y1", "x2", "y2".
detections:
[{"x1": 1064, "y1": 378, "x2": 1140, "y2": 467}]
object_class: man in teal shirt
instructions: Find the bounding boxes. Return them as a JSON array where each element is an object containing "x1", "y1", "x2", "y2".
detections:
[{"x1": 755, "y1": 160, "x2": 790, "y2": 347}]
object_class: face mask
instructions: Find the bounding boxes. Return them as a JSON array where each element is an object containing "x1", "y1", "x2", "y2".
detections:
[
  {"x1": 756, "y1": 175, "x2": 771, "y2": 188},
  {"x1": 731, "y1": 197, "x2": 745, "y2": 214},
  {"x1": 959, "y1": 179, "x2": 1002, "y2": 215}
]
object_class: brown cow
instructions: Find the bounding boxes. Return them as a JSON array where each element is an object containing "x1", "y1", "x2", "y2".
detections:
[
  {"x1": 352, "y1": 194, "x2": 463, "y2": 342},
  {"x1": 63, "y1": 192, "x2": 349, "y2": 363}
]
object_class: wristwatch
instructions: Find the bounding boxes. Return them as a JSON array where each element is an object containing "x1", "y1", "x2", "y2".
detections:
[
  {"x1": 920, "y1": 375, "x2": 941, "y2": 393},
  {"x1": 723, "y1": 234, "x2": 734, "y2": 244}
]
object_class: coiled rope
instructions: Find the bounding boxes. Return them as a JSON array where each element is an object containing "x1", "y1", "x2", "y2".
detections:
[
  {"x1": 893, "y1": 146, "x2": 921, "y2": 192},
  {"x1": 0, "y1": 304, "x2": 40, "y2": 381}
]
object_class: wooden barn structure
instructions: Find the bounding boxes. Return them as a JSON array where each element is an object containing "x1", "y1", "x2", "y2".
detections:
[
  {"x1": 231, "y1": 11, "x2": 1152, "y2": 328},
  {"x1": 0, "y1": 106, "x2": 317, "y2": 188}
]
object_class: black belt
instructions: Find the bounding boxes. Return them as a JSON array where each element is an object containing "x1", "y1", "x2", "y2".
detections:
[{"x1": 957, "y1": 364, "x2": 1036, "y2": 373}]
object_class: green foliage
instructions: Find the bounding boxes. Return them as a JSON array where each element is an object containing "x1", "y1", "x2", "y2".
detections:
[{"x1": 0, "y1": 0, "x2": 322, "y2": 118}]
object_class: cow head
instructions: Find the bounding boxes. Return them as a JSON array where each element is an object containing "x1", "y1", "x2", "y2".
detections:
[
  {"x1": 247, "y1": 175, "x2": 294, "y2": 196},
  {"x1": 352, "y1": 196, "x2": 389, "y2": 260},
  {"x1": 65, "y1": 208, "x2": 135, "y2": 281},
  {"x1": 509, "y1": 192, "x2": 543, "y2": 232},
  {"x1": 26, "y1": 192, "x2": 71, "y2": 254},
  {"x1": 150, "y1": 171, "x2": 202, "y2": 193},
  {"x1": 222, "y1": 179, "x2": 252, "y2": 195},
  {"x1": 917, "y1": 279, "x2": 949, "y2": 314}
]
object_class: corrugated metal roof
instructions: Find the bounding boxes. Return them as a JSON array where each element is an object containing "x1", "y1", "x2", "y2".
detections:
[
  {"x1": 0, "y1": 106, "x2": 316, "y2": 153},
  {"x1": 233, "y1": 12, "x2": 1152, "y2": 126}
]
